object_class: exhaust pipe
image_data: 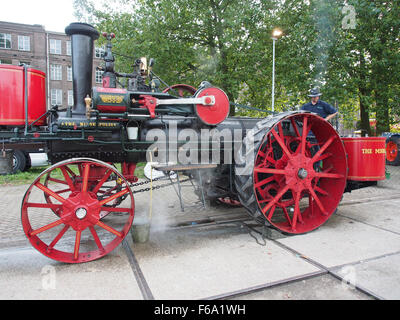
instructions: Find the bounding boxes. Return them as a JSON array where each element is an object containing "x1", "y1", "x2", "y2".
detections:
[{"x1": 65, "y1": 23, "x2": 99, "y2": 117}]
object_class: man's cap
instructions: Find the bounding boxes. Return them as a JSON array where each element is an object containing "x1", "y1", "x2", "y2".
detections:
[{"x1": 308, "y1": 87, "x2": 322, "y2": 97}]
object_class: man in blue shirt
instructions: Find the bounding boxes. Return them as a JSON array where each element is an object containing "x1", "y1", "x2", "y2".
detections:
[{"x1": 301, "y1": 87, "x2": 338, "y2": 121}]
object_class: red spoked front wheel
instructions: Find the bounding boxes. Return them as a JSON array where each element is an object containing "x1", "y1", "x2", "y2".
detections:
[
  {"x1": 21, "y1": 158, "x2": 134, "y2": 263},
  {"x1": 235, "y1": 112, "x2": 347, "y2": 234}
]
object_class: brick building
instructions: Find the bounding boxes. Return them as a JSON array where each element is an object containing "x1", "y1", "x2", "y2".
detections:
[{"x1": 0, "y1": 21, "x2": 104, "y2": 109}]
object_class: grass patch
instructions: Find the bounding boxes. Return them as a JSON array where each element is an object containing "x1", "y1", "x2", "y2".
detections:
[{"x1": 0, "y1": 162, "x2": 147, "y2": 186}]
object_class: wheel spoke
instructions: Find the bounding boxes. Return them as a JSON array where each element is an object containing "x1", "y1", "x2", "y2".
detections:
[
  {"x1": 277, "y1": 122, "x2": 284, "y2": 141},
  {"x1": 96, "y1": 221, "x2": 123, "y2": 238},
  {"x1": 35, "y1": 182, "x2": 66, "y2": 203},
  {"x1": 262, "y1": 184, "x2": 290, "y2": 215},
  {"x1": 47, "y1": 225, "x2": 69, "y2": 252},
  {"x1": 25, "y1": 202, "x2": 63, "y2": 210},
  {"x1": 314, "y1": 172, "x2": 344, "y2": 179},
  {"x1": 282, "y1": 207, "x2": 292, "y2": 227},
  {"x1": 308, "y1": 193, "x2": 314, "y2": 217},
  {"x1": 313, "y1": 152, "x2": 332, "y2": 163},
  {"x1": 60, "y1": 166, "x2": 76, "y2": 191},
  {"x1": 81, "y1": 163, "x2": 91, "y2": 192},
  {"x1": 64, "y1": 165, "x2": 77, "y2": 178},
  {"x1": 290, "y1": 118, "x2": 301, "y2": 138},
  {"x1": 55, "y1": 188, "x2": 72, "y2": 194},
  {"x1": 47, "y1": 177, "x2": 69, "y2": 185},
  {"x1": 30, "y1": 219, "x2": 64, "y2": 236},
  {"x1": 270, "y1": 129, "x2": 293, "y2": 159},
  {"x1": 267, "y1": 205, "x2": 276, "y2": 220},
  {"x1": 98, "y1": 187, "x2": 130, "y2": 206},
  {"x1": 73, "y1": 231, "x2": 81, "y2": 260},
  {"x1": 89, "y1": 227, "x2": 104, "y2": 251},
  {"x1": 92, "y1": 169, "x2": 113, "y2": 194},
  {"x1": 300, "y1": 116, "x2": 309, "y2": 156},
  {"x1": 291, "y1": 191, "x2": 301, "y2": 230},
  {"x1": 254, "y1": 176, "x2": 276, "y2": 188},
  {"x1": 308, "y1": 186, "x2": 327, "y2": 215},
  {"x1": 254, "y1": 167, "x2": 286, "y2": 175},
  {"x1": 311, "y1": 136, "x2": 335, "y2": 162},
  {"x1": 314, "y1": 185, "x2": 329, "y2": 196}
]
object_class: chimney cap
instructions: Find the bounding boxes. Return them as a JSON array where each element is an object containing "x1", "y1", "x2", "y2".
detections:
[{"x1": 65, "y1": 22, "x2": 99, "y2": 40}]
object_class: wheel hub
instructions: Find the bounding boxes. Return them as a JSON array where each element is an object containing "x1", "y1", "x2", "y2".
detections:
[
  {"x1": 75, "y1": 207, "x2": 87, "y2": 219},
  {"x1": 297, "y1": 168, "x2": 308, "y2": 179},
  {"x1": 61, "y1": 192, "x2": 101, "y2": 231}
]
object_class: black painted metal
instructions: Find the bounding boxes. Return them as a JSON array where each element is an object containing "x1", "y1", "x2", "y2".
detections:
[{"x1": 65, "y1": 23, "x2": 99, "y2": 117}]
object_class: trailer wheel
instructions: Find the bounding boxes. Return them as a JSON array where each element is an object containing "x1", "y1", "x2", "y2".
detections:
[
  {"x1": 12, "y1": 150, "x2": 27, "y2": 173},
  {"x1": 386, "y1": 136, "x2": 400, "y2": 166},
  {"x1": 234, "y1": 112, "x2": 347, "y2": 234},
  {"x1": 21, "y1": 158, "x2": 134, "y2": 263}
]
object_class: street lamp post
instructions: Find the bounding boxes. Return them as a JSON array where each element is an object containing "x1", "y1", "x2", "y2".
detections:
[{"x1": 271, "y1": 28, "x2": 282, "y2": 113}]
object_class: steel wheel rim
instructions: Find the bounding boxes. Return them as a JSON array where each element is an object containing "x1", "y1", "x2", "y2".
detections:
[
  {"x1": 21, "y1": 158, "x2": 135, "y2": 263},
  {"x1": 253, "y1": 113, "x2": 347, "y2": 234}
]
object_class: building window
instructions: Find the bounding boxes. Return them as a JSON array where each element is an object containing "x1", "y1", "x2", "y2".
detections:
[
  {"x1": 67, "y1": 66, "x2": 72, "y2": 81},
  {"x1": 18, "y1": 35, "x2": 30, "y2": 51},
  {"x1": 66, "y1": 41, "x2": 71, "y2": 56},
  {"x1": 0, "y1": 59, "x2": 12, "y2": 64},
  {"x1": 95, "y1": 46, "x2": 105, "y2": 59},
  {"x1": 68, "y1": 90, "x2": 74, "y2": 106},
  {"x1": 0, "y1": 33, "x2": 12, "y2": 49},
  {"x1": 51, "y1": 89, "x2": 63, "y2": 106},
  {"x1": 50, "y1": 64, "x2": 62, "y2": 80},
  {"x1": 49, "y1": 39, "x2": 61, "y2": 54},
  {"x1": 95, "y1": 69, "x2": 103, "y2": 83}
]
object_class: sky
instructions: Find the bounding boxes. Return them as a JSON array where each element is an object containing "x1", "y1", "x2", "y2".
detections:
[{"x1": 0, "y1": 0, "x2": 76, "y2": 33}]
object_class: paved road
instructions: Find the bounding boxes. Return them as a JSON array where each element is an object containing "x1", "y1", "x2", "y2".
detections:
[{"x1": 0, "y1": 165, "x2": 399, "y2": 300}]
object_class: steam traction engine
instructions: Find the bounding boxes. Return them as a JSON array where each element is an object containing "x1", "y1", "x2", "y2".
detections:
[{"x1": 0, "y1": 23, "x2": 387, "y2": 263}]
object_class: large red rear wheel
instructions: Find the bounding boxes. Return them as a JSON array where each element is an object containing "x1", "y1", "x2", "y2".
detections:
[
  {"x1": 235, "y1": 112, "x2": 347, "y2": 234},
  {"x1": 21, "y1": 158, "x2": 134, "y2": 263}
]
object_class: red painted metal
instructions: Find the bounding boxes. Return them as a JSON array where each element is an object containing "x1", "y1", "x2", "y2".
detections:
[
  {"x1": 162, "y1": 84, "x2": 197, "y2": 97},
  {"x1": 253, "y1": 113, "x2": 347, "y2": 234},
  {"x1": 121, "y1": 162, "x2": 138, "y2": 183},
  {"x1": 138, "y1": 95, "x2": 157, "y2": 118},
  {"x1": 341, "y1": 137, "x2": 386, "y2": 181},
  {"x1": 194, "y1": 87, "x2": 230, "y2": 126},
  {"x1": 386, "y1": 141, "x2": 398, "y2": 162},
  {"x1": 93, "y1": 87, "x2": 128, "y2": 113},
  {"x1": 0, "y1": 65, "x2": 46, "y2": 126},
  {"x1": 21, "y1": 159, "x2": 135, "y2": 263}
]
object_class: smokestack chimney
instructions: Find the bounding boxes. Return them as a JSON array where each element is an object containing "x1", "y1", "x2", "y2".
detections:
[{"x1": 65, "y1": 23, "x2": 99, "y2": 117}]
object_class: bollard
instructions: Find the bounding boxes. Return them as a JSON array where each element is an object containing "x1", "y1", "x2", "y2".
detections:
[
  {"x1": 0, "y1": 149, "x2": 14, "y2": 175},
  {"x1": 131, "y1": 216, "x2": 151, "y2": 243}
]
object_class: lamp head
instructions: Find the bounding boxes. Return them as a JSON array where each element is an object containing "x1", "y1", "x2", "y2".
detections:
[{"x1": 272, "y1": 28, "x2": 283, "y2": 39}]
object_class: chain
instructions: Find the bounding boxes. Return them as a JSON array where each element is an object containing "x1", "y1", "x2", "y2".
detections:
[{"x1": 129, "y1": 176, "x2": 192, "y2": 194}]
